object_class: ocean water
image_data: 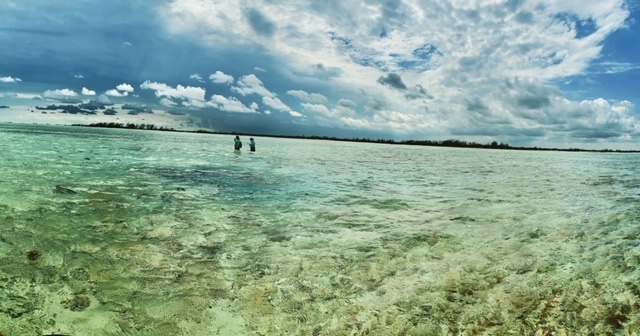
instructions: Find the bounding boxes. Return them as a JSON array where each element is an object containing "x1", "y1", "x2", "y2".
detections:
[{"x1": 1, "y1": 123, "x2": 639, "y2": 335}]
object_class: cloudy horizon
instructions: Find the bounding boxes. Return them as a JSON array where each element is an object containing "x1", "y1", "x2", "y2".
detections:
[{"x1": 1, "y1": 0, "x2": 640, "y2": 149}]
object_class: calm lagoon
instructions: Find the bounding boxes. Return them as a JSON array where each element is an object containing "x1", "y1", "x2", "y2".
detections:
[{"x1": 1, "y1": 124, "x2": 639, "y2": 335}]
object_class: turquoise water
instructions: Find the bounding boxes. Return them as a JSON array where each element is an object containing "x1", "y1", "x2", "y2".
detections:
[{"x1": 1, "y1": 123, "x2": 639, "y2": 335}]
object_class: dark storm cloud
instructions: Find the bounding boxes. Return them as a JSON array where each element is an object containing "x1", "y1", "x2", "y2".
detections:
[
  {"x1": 465, "y1": 97, "x2": 490, "y2": 115},
  {"x1": 405, "y1": 85, "x2": 432, "y2": 100},
  {"x1": 503, "y1": 78, "x2": 562, "y2": 111},
  {"x1": 451, "y1": 125, "x2": 546, "y2": 137},
  {"x1": 366, "y1": 98, "x2": 386, "y2": 111},
  {"x1": 569, "y1": 129, "x2": 623, "y2": 139},
  {"x1": 377, "y1": 73, "x2": 407, "y2": 90},
  {"x1": 516, "y1": 95, "x2": 551, "y2": 109},
  {"x1": 246, "y1": 8, "x2": 276, "y2": 38}
]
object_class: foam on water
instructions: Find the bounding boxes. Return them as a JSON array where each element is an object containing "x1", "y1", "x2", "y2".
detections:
[{"x1": 1, "y1": 124, "x2": 639, "y2": 335}]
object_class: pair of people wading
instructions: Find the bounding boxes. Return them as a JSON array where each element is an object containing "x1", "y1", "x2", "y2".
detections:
[{"x1": 234, "y1": 136, "x2": 256, "y2": 152}]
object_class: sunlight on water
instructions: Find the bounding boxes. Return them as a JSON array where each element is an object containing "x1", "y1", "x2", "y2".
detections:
[{"x1": 1, "y1": 124, "x2": 640, "y2": 335}]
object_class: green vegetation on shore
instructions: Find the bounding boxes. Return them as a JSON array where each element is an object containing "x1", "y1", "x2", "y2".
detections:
[{"x1": 71, "y1": 122, "x2": 640, "y2": 153}]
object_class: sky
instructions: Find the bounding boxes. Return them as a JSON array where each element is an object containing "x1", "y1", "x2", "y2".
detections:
[{"x1": 1, "y1": 0, "x2": 640, "y2": 149}]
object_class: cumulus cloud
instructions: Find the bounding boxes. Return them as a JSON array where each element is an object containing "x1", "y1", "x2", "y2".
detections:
[
  {"x1": 116, "y1": 83, "x2": 134, "y2": 93},
  {"x1": 232, "y1": 74, "x2": 274, "y2": 97},
  {"x1": 140, "y1": 81, "x2": 206, "y2": 102},
  {"x1": 159, "y1": 98, "x2": 177, "y2": 107},
  {"x1": 286, "y1": 90, "x2": 328, "y2": 104},
  {"x1": 208, "y1": 94, "x2": 257, "y2": 113},
  {"x1": 289, "y1": 111, "x2": 303, "y2": 117},
  {"x1": 209, "y1": 71, "x2": 234, "y2": 84},
  {"x1": 263, "y1": 96, "x2": 291, "y2": 112},
  {"x1": 105, "y1": 89, "x2": 128, "y2": 97},
  {"x1": 81, "y1": 87, "x2": 96, "y2": 95},
  {"x1": 0, "y1": 76, "x2": 22, "y2": 83},
  {"x1": 302, "y1": 103, "x2": 357, "y2": 120},
  {"x1": 42, "y1": 89, "x2": 78, "y2": 100}
]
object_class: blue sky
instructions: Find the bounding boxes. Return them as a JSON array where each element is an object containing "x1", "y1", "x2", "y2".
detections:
[{"x1": 1, "y1": 0, "x2": 639, "y2": 149}]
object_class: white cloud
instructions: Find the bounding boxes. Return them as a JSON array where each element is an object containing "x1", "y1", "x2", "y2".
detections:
[
  {"x1": 140, "y1": 80, "x2": 206, "y2": 102},
  {"x1": 81, "y1": 87, "x2": 96, "y2": 95},
  {"x1": 184, "y1": 99, "x2": 206, "y2": 108},
  {"x1": 208, "y1": 94, "x2": 257, "y2": 113},
  {"x1": 0, "y1": 76, "x2": 21, "y2": 83},
  {"x1": 254, "y1": 67, "x2": 266, "y2": 72},
  {"x1": 161, "y1": 1, "x2": 630, "y2": 101},
  {"x1": 160, "y1": 98, "x2": 177, "y2": 107},
  {"x1": 209, "y1": 71, "x2": 234, "y2": 84},
  {"x1": 140, "y1": 81, "x2": 172, "y2": 92},
  {"x1": 190, "y1": 74, "x2": 205, "y2": 82},
  {"x1": 116, "y1": 83, "x2": 134, "y2": 92},
  {"x1": 105, "y1": 89, "x2": 128, "y2": 97},
  {"x1": 231, "y1": 74, "x2": 273, "y2": 97},
  {"x1": 337, "y1": 98, "x2": 357, "y2": 108},
  {"x1": 263, "y1": 96, "x2": 290, "y2": 112},
  {"x1": 74, "y1": 74, "x2": 84, "y2": 79},
  {"x1": 289, "y1": 111, "x2": 303, "y2": 118},
  {"x1": 286, "y1": 90, "x2": 328, "y2": 104},
  {"x1": 42, "y1": 89, "x2": 78, "y2": 100},
  {"x1": 302, "y1": 103, "x2": 357, "y2": 121},
  {"x1": 301, "y1": 103, "x2": 330, "y2": 116}
]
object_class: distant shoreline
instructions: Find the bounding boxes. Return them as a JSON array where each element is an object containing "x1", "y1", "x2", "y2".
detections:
[{"x1": 66, "y1": 122, "x2": 640, "y2": 153}]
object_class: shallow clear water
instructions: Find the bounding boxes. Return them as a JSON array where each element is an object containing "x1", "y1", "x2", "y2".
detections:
[{"x1": 1, "y1": 124, "x2": 639, "y2": 335}]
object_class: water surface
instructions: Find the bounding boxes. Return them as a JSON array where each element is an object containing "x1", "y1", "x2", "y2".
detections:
[{"x1": 1, "y1": 124, "x2": 639, "y2": 335}]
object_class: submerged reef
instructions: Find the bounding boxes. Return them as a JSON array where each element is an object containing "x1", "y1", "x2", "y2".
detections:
[
  {"x1": 2, "y1": 191, "x2": 640, "y2": 335},
  {"x1": 62, "y1": 295, "x2": 91, "y2": 311},
  {"x1": 26, "y1": 249, "x2": 42, "y2": 262}
]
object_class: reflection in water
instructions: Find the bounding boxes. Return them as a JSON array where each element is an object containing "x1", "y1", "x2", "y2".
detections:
[{"x1": 1, "y1": 124, "x2": 640, "y2": 335}]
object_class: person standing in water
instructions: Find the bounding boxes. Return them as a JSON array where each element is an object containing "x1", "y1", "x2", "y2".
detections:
[
  {"x1": 249, "y1": 137, "x2": 256, "y2": 152},
  {"x1": 234, "y1": 135, "x2": 242, "y2": 150}
]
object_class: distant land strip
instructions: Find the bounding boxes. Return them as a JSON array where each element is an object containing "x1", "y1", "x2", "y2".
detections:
[{"x1": 70, "y1": 122, "x2": 640, "y2": 153}]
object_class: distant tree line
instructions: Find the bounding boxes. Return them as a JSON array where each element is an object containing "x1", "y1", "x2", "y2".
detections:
[
  {"x1": 71, "y1": 122, "x2": 640, "y2": 153},
  {"x1": 72, "y1": 122, "x2": 175, "y2": 131}
]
